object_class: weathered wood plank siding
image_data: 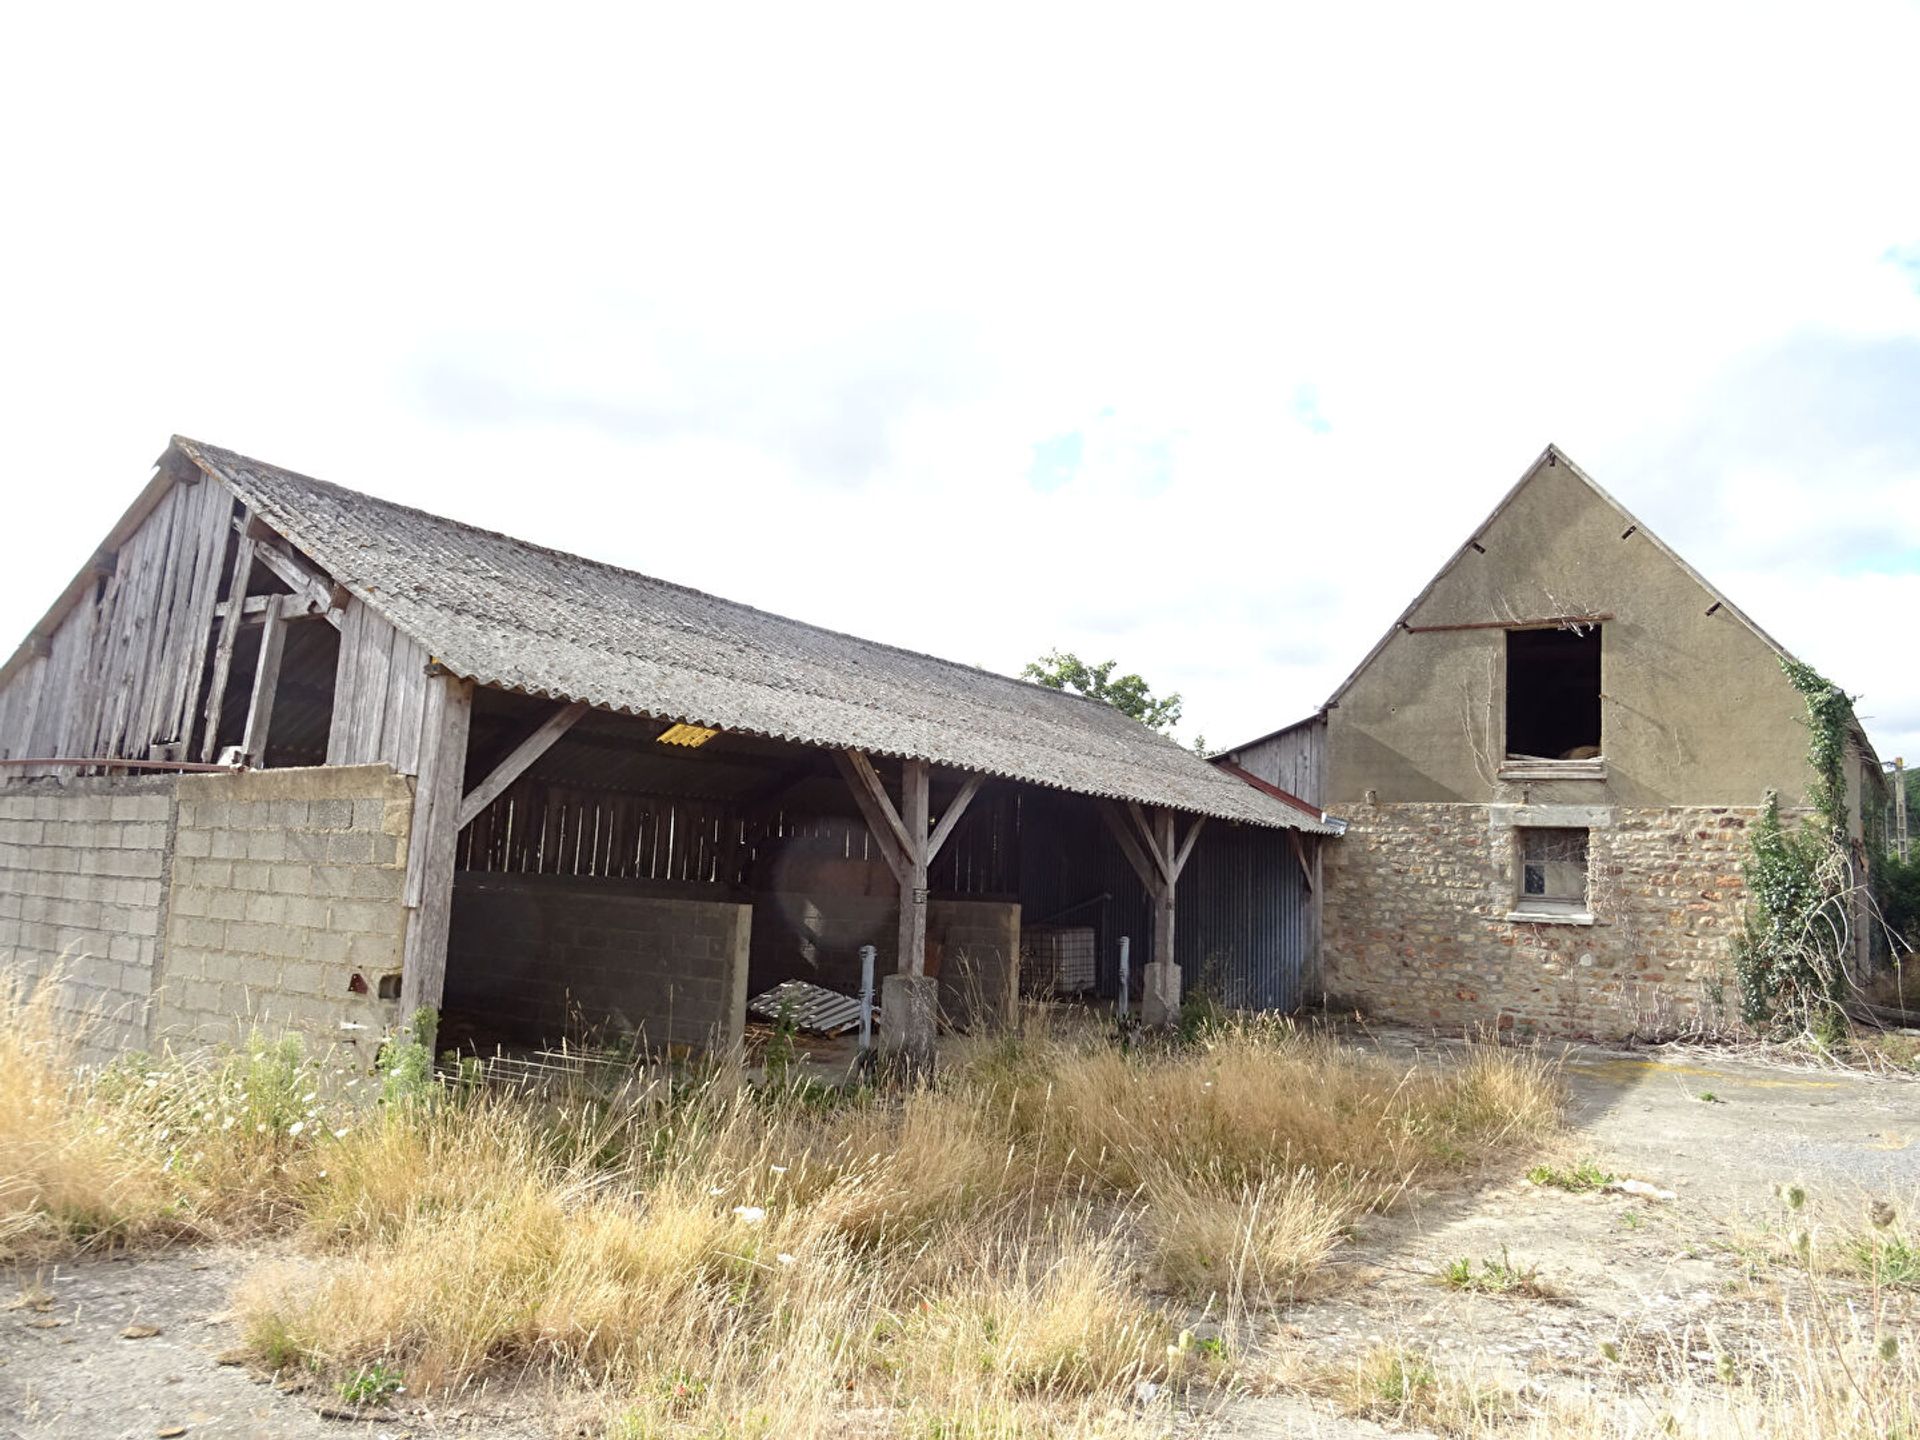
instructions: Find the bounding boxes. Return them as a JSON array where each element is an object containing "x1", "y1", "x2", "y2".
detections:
[
  {"x1": 325, "y1": 599, "x2": 431, "y2": 775},
  {"x1": 1221, "y1": 716, "x2": 1326, "y2": 807},
  {"x1": 0, "y1": 476, "x2": 237, "y2": 767}
]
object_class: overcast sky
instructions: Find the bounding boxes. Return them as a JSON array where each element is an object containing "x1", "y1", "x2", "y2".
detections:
[{"x1": 4, "y1": 4, "x2": 1918, "y2": 771}]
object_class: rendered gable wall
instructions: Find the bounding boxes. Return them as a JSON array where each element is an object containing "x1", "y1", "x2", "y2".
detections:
[{"x1": 1319, "y1": 455, "x2": 1823, "y2": 1037}]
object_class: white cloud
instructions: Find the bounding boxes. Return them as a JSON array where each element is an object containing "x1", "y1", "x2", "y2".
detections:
[{"x1": 2, "y1": 0, "x2": 1918, "y2": 770}]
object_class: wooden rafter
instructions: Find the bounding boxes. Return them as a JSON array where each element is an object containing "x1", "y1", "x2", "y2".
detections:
[
  {"x1": 456, "y1": 700, "x2": 589, "y2": 831},
  {"x1": 235, "y1": 515, "x2": 346, "y2": 624}
]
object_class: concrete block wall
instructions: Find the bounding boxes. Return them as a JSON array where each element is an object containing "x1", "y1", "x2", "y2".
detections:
[
  {"x1": 446, "y1": 874, "x2": 751, "y2": 1056},
  {"x1": 0, "y1": 776, "x2": 178, "y2": 1058},
  {"x1": 156, "y1": 765, "x2": 414, "y2": 1055},
  {"x1": 1322, "y1": 802, "x2": 1755, "y2": 1037},
  {"x1": 933, "y1": 899, "x2": 1021, "y2": 1032}
]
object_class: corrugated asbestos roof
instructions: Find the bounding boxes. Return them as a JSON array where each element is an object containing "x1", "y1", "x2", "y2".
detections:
[{"x1": 173, "y1": 438, "x2": 1332, "y2": 832}]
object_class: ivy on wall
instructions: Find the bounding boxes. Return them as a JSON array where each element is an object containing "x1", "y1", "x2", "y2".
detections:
[{"x1": 1732, "y1": 659, "x2": 1860, "y2": 1035}]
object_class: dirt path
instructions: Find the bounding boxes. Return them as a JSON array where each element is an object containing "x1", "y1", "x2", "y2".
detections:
[{"x1": 0, "y1": 1244, "x2": 553, "y2": 1440}]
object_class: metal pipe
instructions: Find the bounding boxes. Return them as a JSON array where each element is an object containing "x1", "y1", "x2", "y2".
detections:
[
  {"x1": 0, "y1": 757, "x2": 239, "y2": 772},
  {"x1": 1117, "y1": 936, "x2": 1130, "y2": 1019},
  {"x1": 858, "y1": 944, "x2": 876, "y2": 1056}
]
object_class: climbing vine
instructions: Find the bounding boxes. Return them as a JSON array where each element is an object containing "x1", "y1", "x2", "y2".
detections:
[
  {"x1": 1780, "y1": 658, "x2": 1852, "y2": 837},
  {"x1": 1733, "y1": 660, "x2": 1860, "y2": 1036}
]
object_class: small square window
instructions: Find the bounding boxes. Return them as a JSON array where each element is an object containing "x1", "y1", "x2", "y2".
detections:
[{"x1": 1517, "y1": 827, "x2": 1588, "y2": 914}]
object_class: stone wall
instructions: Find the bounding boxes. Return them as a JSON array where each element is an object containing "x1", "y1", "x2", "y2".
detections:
[
  {"x1": 446, "y1": 874, "x2": 752, "y2": 1056},
  {"x1": 0, "y1": 776, "x2": 177, "y2": 1058},
  {"x1": 1322, "y1": 802, "x2": 1755, "y2": 1037},
  {"x1": 157, "y1": 765, "x2": 414, "y2": 1056}
]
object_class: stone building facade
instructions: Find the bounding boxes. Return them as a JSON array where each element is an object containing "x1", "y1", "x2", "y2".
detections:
[
  {"x1": 1321, "y1": 802, "x2": 1761, "y2": 1035},
  {"x1": 1221, "y1": 445, "x2": 1885, "y2": 1039}
]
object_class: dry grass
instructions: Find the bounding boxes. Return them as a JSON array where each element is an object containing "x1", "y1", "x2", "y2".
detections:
[
  {"x1": 1, "y1": 981, "x2": 1567, "y2": 1435},
  {"x1": 1281, "y1": 1295, "x2": 1920, "y2": 1440}
]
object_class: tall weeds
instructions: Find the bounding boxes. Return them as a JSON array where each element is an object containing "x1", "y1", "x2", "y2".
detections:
[{"x1": 1, "y1": 984, "x2": 1563, "y2": 1435}]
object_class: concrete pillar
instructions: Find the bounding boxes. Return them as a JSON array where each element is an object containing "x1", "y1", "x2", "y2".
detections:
[
  {"x1": 879, "y1": 972, "x2": 937, "y2": 1074},
  {"x1": 1142, "y1": 960, "x2": 1182, "y2": 1027}
]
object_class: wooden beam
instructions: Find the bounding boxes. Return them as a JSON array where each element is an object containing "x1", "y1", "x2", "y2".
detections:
[
  {"x1": 197, "y1": 533, "x2": 256, "y2": 761},
  {"x1": 836, "y1": 749, "x2": 915, "y2": 865},
  {"x1": 925, "y1": 771, "x2": 984, "y2": 863},
  {"x1": 400, "y1": 674, "x2": 473, "y2": 1014},
  {"x1": 1100, "y1": 801, "x2": 1167, "y2": 899},
  {"x1": 898, "y1": 758, "x2": 930, "y2": 977},
  {"x1": 456, "y1": 700, "x2": 588, "y2": 830},
  {"x1": 1153, "y1": 809, "x2": 1177, "y2": 968},
  {"x1": 833, "y1": 750, "x2": 909, "y2": 885},
  {"x1": 1127, "y1": 801, "x2": 1177, "y2": 892},
  {"x1": 1290, "y1": 831, "x2": 1315, "y2": 893},
  {"x1": 241, "y1": 533, "x2": 343, "y2": 626},
  {"x1": 1172, "y1": 815, "x2": 1206, "y2": 882},
  {"x1": 239, "y1": 595, "x2": 289, "y2": 765}
]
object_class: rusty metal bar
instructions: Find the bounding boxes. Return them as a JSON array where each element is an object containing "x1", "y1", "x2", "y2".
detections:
[
  {"x1": 1401, "y1": 613, "x2": 1612, "y2": 634},
  {"x1": 0, "y1": 757, "x2": 240, "y2": 772}
]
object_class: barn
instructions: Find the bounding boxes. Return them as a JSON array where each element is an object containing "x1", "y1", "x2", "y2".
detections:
[{"x1": 0, "y1": 438, "x2": 1332, "y2": 1065}]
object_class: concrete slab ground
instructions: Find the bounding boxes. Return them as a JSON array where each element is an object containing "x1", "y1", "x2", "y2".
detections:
[{"x1": 1215, "y1": 1037, "x2": 1920, "y2": 1438}]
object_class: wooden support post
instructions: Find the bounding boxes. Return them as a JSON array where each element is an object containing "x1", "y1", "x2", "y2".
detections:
[
  {"x1": 239, "y1": 595, "x2": 289, "y2": 765},
  {"x1": 1151, "y1": 809, "x2": 1176, "y2": 965},
  {"x1": 1100, "y1": 802, "x2": 1200, "y2": 1027},
  {"x1": 455, "y1": 700, "x2": 588, "y2": 830},
  {"x1": 898, "y1": 758, "x2": 930, "y2": 977},
  {"x1": 833, "y1": 751, "x2": 980, "y2": 1073},
  {"x1": 197, "y1": 532, "x2": 256, "y2": 761},
  {"x1": 400, "y1": 673, "x2": 474, "y2": 1016}
]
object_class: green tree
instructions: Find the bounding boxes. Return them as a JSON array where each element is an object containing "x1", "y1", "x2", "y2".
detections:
[{"x1": 1021, "y1": 650, "x2": 1183, "y2": 734}]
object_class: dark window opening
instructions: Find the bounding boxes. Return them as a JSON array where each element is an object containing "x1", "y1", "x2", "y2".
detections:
[
  {"x1": 208, "y1": 617, "x2": 340, "y2": 766},
  {"x1": 1517, "y1": 827, "x2": 1589, "y2": 914},
  {"x1": 1505, "y1": 626, "x2": 1601, "y2": 760}
]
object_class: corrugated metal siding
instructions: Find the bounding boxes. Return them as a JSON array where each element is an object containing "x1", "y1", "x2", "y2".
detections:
[
  {"x1": 1015, "y1": 790, "x2": 1149, "y2": 999},
  {"x1": 1016, "y1": 789, "x2": 1314, "y2": 1010},
  {"x1": 1175, "y1": 824, "x2": 1313, "y2": 1011},
  {"x1": 1222, "y1": 715, "x2": 1325, "y2": 807}
]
